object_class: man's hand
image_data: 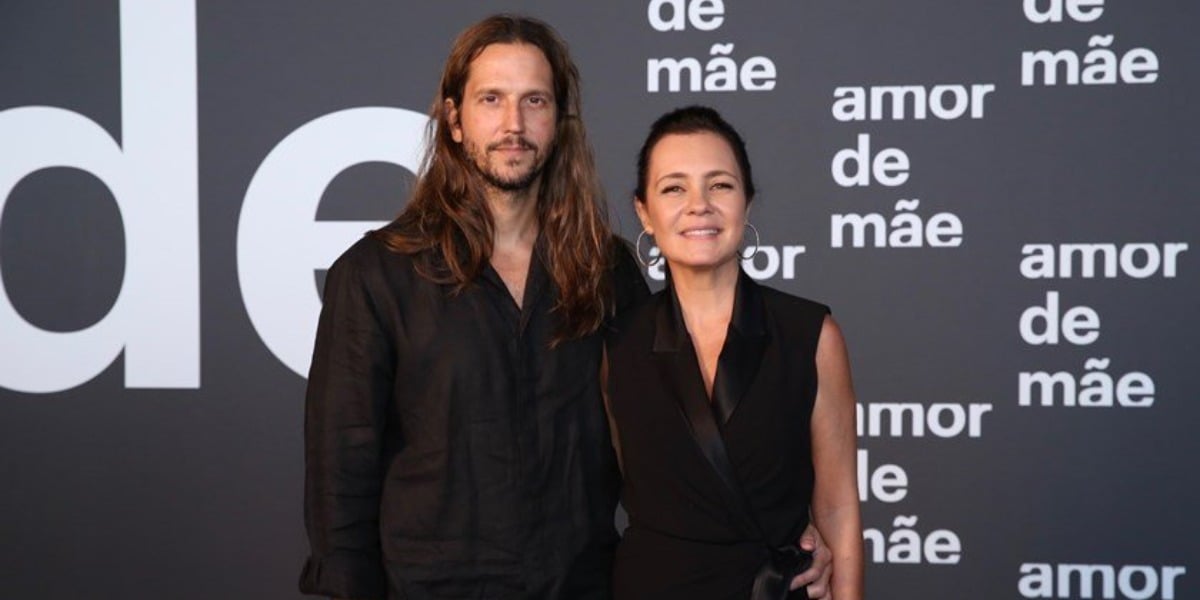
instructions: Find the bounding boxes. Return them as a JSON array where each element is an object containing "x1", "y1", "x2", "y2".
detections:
[{"x1": 790, "y1": 523, "x2": 832, "y2": 599}]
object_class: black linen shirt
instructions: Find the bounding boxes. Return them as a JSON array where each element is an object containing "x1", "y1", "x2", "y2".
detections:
[{"x1": 301, "y1": 234, "x2": 648, "y2": 599}]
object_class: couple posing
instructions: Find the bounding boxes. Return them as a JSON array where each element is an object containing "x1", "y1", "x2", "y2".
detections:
[{"x1": 301, "y1": 14, "x2": 862, "y2": 600}]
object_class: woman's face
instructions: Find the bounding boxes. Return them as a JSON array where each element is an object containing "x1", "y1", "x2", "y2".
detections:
[{"x1": 636, "y1": 131, "x2": 748, "y2": 275}]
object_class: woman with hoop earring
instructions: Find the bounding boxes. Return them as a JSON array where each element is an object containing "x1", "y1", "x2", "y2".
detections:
[{"x1": 604, "y1": 106, "x2": 863, "y2": 600}]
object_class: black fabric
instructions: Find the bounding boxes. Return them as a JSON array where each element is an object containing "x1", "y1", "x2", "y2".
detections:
[
  {"x1": 669, "y1": 277, "x2": 812, "y2": 600},
  {"x1": 605, "y1": 270, "x2": 829, "y2": 600},
  {"x1": 301, "y1": 233, "x2": 649, "y2": 599},
  {"x1": 750, "y1": 546, "x2": 813, "y2": 600}
]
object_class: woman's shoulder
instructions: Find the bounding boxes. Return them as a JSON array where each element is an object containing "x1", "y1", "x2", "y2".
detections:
[
  {"x1": 755, "y1": 281, "x2": 831, "y2": 321},
  {"x1": 606, "y1": 288, "x2": 666, "y2": 349},
  {"x1": 750, "y1": 280, "x2": 834, "y2": 355}
]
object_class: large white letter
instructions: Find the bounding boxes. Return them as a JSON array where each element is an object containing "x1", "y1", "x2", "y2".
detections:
[
  {"x1": 0, "y1": 0, "x2": 198, "y2": 393},
  {"x1": 237, "y1": 107, "x2": 428, "y2": 377}
]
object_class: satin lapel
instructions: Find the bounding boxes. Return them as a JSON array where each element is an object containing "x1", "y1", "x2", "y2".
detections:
[
  {"x1": 651, "y1": 286, "x2": 754, "y2": 527},
  {"x1": 650, "y1": 288, "x2": 710, "y2": 428},
  {"x1": 710, "y1": 271, "x2": 770, "y2": 426}
]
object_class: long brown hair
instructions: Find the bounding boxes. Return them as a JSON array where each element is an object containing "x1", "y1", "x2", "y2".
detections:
[{"x1": 373, "y1": 14, "x2": 613, "y2": 342}]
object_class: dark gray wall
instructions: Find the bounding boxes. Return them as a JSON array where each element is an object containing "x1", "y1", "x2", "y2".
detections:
[{"x1": 1, "y1": 1, "x2": 1196, "y2": 598}]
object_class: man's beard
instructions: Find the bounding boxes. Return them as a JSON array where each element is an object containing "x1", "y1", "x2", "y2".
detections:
[{"x1": 466, "y1": 137, "x2": 550, "y2": 192}]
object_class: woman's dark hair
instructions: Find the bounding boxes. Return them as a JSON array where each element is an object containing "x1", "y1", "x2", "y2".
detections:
[{"x1": 634, "y1": 105, "x2": 755, "y2": 202}]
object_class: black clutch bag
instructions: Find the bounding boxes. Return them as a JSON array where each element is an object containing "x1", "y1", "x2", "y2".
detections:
[{"x1": 750, "y1": 544, "x2": 813, "y2": 600}]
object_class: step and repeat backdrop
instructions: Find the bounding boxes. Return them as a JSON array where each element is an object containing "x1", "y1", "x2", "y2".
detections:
[{"x1": 1, "y1": 1, "x2": 1196, "y2": 598}]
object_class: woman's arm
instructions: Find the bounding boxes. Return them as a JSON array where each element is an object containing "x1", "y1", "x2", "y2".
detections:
[{"x1": 810, "y1": 315, "x2": 864, "y2": 599}]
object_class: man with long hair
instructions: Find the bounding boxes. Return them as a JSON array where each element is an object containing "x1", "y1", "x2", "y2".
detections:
[{"x1": 300, "y1": 15, "x2": 830, "y2": 599}]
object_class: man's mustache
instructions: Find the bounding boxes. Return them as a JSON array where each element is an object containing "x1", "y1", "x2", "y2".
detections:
[{"x1": 487, "y1": 137, "x2": 537, "y2": 152}]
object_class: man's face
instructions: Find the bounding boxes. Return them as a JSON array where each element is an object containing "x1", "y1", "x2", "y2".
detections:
[{"x1": 449, "y1": 43, "x2": 557, "y2": 193}]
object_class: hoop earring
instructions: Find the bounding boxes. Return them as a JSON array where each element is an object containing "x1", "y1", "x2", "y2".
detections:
[
  {"x1": 740, "y1": 222, "x2": 761, "y2": 261},
  {"x1": 635, "y1": 230, "x2": 663, "y2": 268}
]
